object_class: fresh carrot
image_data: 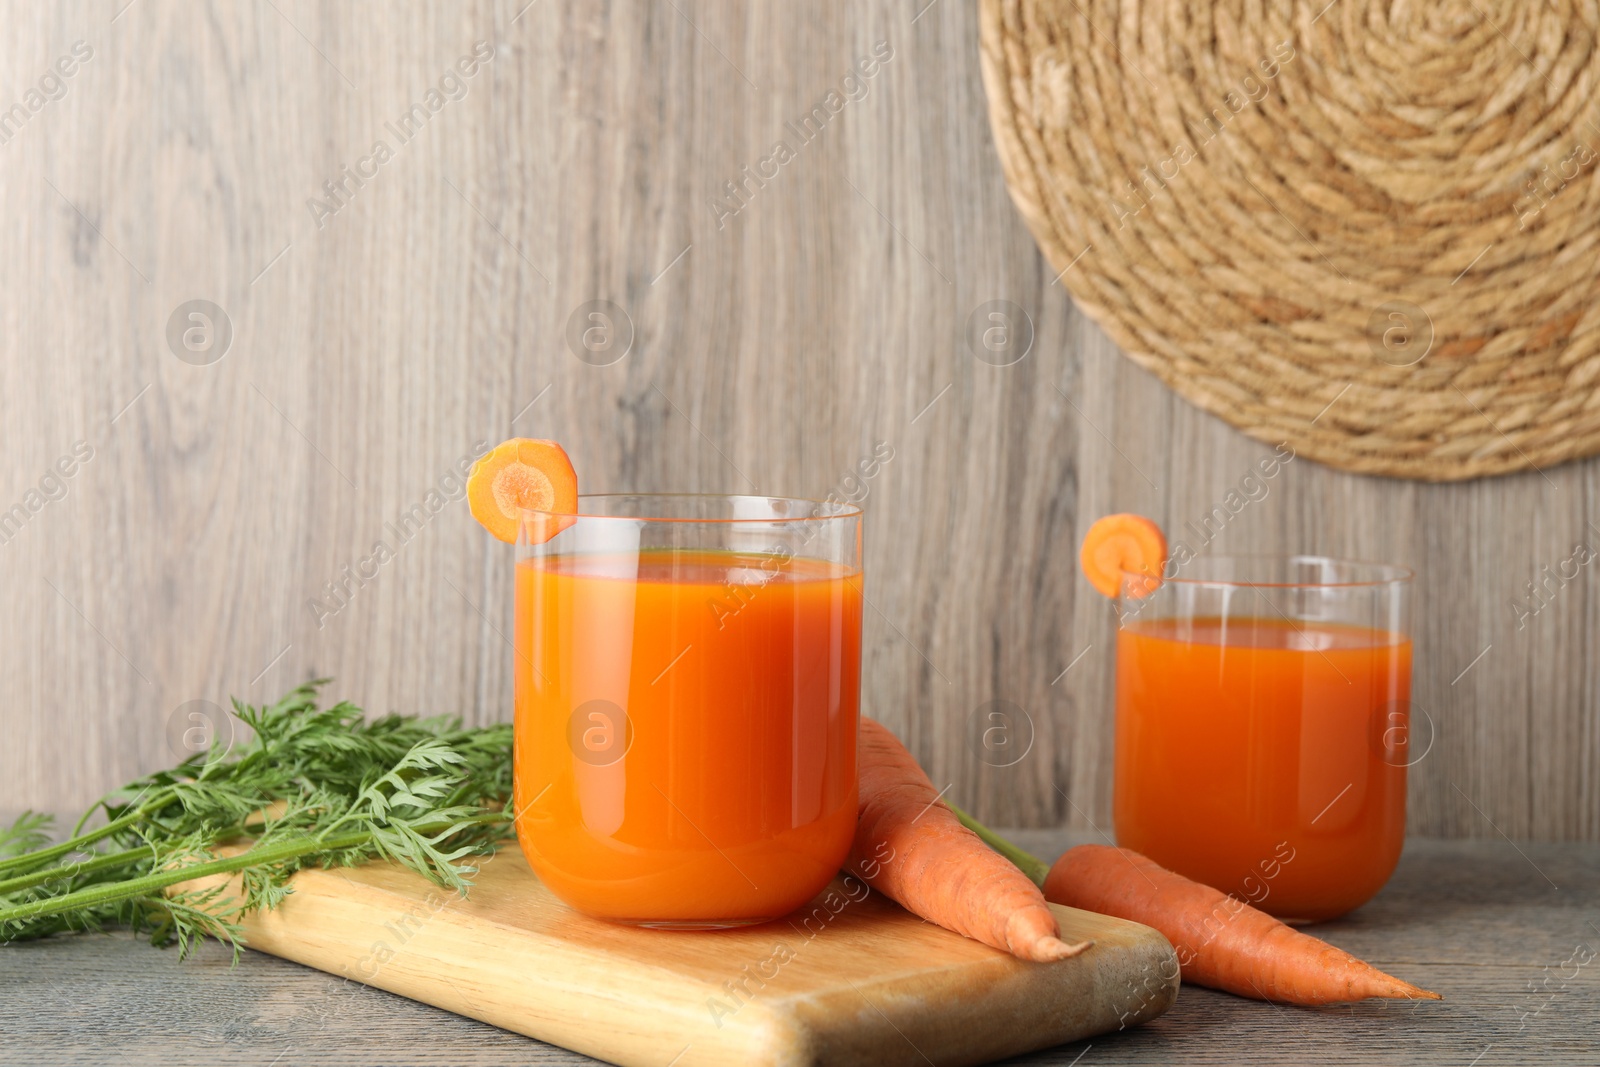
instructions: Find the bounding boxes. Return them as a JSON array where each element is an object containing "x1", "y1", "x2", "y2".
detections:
[
  {"x1": 466, "y1": 438, "x2": 578, "y2": 544},
  {"x1": 1079, "y1": 513, "x2": 1166, "y2": 599},
  {"x1": 950, "y1": 809, "x2": 1440, "y2": 1006},
  {"x1": 1046, "y1": 845, "x2": 1441, "y2": 1005},
  {"x1": 847, "y1": 718, "x2": 1091, "y2": 963}
]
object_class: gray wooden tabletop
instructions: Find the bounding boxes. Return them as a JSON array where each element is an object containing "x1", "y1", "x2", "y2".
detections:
[{"x1": 3, "y1": 832, "x2": 1596, "y2": 1067}]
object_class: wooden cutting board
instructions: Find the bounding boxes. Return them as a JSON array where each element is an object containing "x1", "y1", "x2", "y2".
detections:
[{"x1": 209, "y1": 849, "x2": 1179, "y2": 1067}]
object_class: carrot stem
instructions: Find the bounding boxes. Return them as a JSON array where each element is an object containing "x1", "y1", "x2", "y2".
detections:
[
  {"x1": 0, "y1": 844, "x2": 158, "y2": 895},
  {"x1": 0, "y1": 811, "x2": 505, "y2": 927},
  {"x1": 946, "y1": 803, "x2": 1050, "y2": 888},
  {"x1": 0, "y1": 800, "x2": 170, "y2": 876}
]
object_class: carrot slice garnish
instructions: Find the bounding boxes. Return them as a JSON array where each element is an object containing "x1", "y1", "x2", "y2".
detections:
[
  {"x1": 466, "y1": 438, "x2": 578, "y2": 544},
  {"x1": 1079, "y1": 513, "x2": 1167, "y2": 599}
]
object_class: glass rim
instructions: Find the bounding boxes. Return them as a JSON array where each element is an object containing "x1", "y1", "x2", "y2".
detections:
[
  {"x1": 516, "y1": 492, "x2": 863, "y2": 524},
  {"x1": 1130, "y1": 553, "x2": 1414, "y2": 591}
]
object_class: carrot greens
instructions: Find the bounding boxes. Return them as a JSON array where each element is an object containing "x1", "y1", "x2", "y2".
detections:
[{"x1": 0, "y1": 680, "x2": 514, "y2": 960}]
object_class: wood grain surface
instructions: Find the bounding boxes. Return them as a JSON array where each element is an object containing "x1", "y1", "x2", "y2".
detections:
[
  {"x1": 4, "y1": 832, "x2": 1597, "y2": 1066},
  {"x1": 0, "y1": 1, "x2": 1595, "y2": 840},
  {"x1": 173, "y1": 848, "x2": 1177, "y2": 1066}
]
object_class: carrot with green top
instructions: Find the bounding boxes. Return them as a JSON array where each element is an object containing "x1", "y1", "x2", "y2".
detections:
[
  {"x1": 950, "y1": 808, "x2": 1440, "y2": 1006},
  {"x1": 847, "y1": 718, "x2": 1091, "y2": 963}
]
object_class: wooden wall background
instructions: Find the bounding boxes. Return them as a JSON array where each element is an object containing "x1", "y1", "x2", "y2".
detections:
[{"x1": 2, "y1": 0, "x2": 1595, "y2": 840}]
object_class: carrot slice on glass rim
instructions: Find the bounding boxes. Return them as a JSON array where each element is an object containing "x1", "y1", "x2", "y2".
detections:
[
  {"x1": 1079, "y1": 513, "x2": 1167, "y2": 599},
  {"x1": 466, "y1": 438, "x2": 578, "y2": 544}
]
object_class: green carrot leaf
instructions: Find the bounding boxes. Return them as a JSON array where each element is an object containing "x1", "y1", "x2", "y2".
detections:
[{"x1": 0, "y1": 681, "x2": 515, "y2": 954}]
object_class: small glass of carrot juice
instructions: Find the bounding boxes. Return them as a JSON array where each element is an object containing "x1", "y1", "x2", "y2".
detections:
[
  {"x1": 511, "y1": 494, "x2": 863, "y2": 928},
  {"x1": 1112, "y1": 557, "x2": 1414, "y2": 922}
]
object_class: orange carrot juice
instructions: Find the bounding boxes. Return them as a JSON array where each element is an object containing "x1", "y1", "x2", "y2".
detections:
[
  {"x1": 1114, "y1": 616, "x2": 1411, "y2": 922},
  {"x1": 512, "y1": 548, "x2": 861, "y2": 925}
]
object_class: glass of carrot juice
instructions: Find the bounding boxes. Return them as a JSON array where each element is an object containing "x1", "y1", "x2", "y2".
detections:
[
  {"x1": 511, "y1": 494, "x2": 863, "y2": 928},
  {"x1": 1112, "y1": 556, "x2": 1414, "y2": 922}
]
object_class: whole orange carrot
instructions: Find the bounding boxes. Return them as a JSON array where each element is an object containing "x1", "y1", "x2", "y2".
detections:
[
  {"x1": 1043, "y1": 844, "x2": 1439, "y2": 1005},
  {"x1": 950, "y1": 806, "x2": 1439, "y2": 1006},
  {"x1": 848, "y1": 719, "x2": 1090, "y2": 963}
]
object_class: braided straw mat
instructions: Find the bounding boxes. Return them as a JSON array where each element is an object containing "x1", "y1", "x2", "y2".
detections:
[{"x1": 979, "y1": 0, "x2": 1600, "y2": 480}]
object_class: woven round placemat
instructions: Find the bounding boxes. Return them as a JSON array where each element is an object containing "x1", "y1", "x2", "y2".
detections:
[{"x1": 979, "y1": 0, "x2": 1600, "y2": 480}]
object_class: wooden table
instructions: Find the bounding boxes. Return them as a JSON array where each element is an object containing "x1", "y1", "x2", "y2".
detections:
[{"x1": 4, "y1": 833, "x2": 1596, "y2": 1066}]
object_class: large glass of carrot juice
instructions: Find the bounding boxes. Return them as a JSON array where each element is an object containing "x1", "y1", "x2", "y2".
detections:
[
  {"x1": 512, "y1": 494, "x2": 862, "y2": 927},
  {"x1": 1113, "y1": 557, "x2": 1414, "y2": 922}
]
